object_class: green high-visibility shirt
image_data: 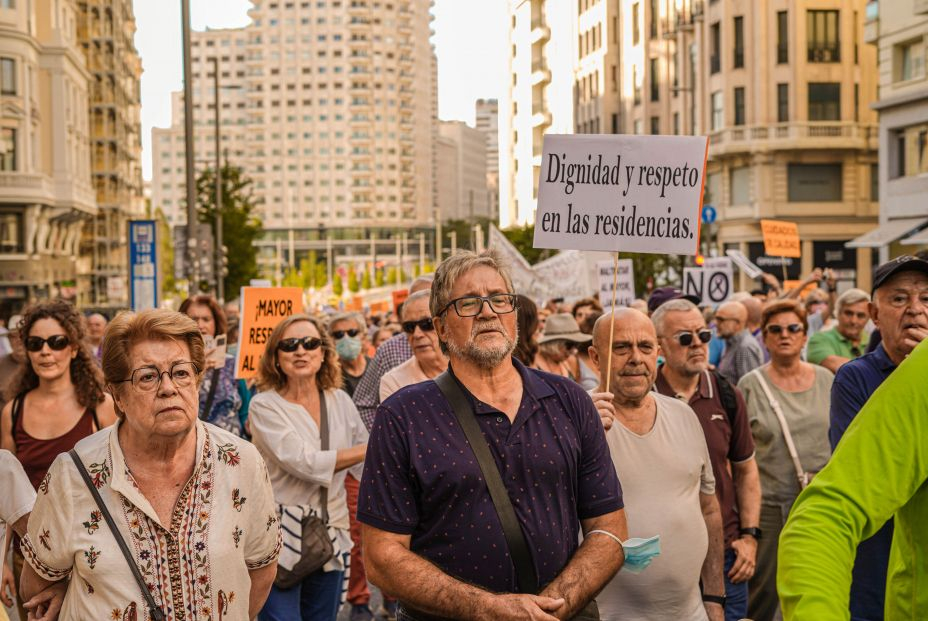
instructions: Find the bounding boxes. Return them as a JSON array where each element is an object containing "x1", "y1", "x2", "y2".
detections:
[{"x1": 778, "y1": 338, "x2": 928, "y2": 620}]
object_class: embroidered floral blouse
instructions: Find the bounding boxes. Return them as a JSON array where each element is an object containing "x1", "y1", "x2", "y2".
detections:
[{"x1": 22, "y1": 420, "x2": 281, "y2": 621}]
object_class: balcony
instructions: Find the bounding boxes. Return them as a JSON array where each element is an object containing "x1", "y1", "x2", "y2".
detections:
[
  {"x1": 708, "y1": 121, "x2": 878, "y2": 157},
  {"x1": 532, "y1": 109, "x2": 552, "y2": 128},
  {"x1": 661, "y1": 18, "x2": 677, "y2": 39},
  {"x1": 916, "y1": 0, "x2": 928, "y2": 14},
  {"x1": 807, "y1": 44, "x2": 840, "y2": 63},
  {"x1": 530, "y1": 23, "x2": 550, "y2": 44},
  {"x1": 531, "y1": 60, "x2": 551, "y2": 85}
]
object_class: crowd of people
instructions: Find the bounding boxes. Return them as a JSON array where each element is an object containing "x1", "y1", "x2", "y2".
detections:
[{"x1": 0, "y1": 248, "x2": 926, "y2": 621}]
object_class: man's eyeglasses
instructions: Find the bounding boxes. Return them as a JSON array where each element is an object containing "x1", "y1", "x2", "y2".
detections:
[
  {"x1": 331, "y1": 328, "x2": 360, "y2": 340},
  {"x1": 765, "y1": 324, "x2": 804, "y2": 336},
  {"x1": 277, "y1": 336, "x2": 323, "y2": 352},
  {"x1": 667, "y1": 329, "x2": 712, "y2": 347},
  {"x1": 24, "y1": 335, "x2": 70, "y2": 352},
  {"x1": 402, "y1": 318, "x2": 434, "y2": 334},
  {"x1": 439, "y1": 293, "x2": 517, "y2": 318},
  {"x1": 114, "y1": 361, "x2": 200, "y2": 393}
]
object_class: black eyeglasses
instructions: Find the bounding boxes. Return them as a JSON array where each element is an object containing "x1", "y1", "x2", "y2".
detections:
[
  {"x1": 765, "y1": 324, "x2": 804, "y2": 335},
  {"x1": 402, "y1": 318, "x2": 434, "y2": 334},
  {"x1": 25, "y1": 335, "x2": 70, "y2": 352},
  {"x1": 439, "y1": 293, "x2": 517, "y2": 318},
  {"x1": 668, "y1": 329, "x2": 712, "y2": 347},
  {"x1": 277, "y1": 336, "x2": 323, "y2": 352},
  {"x1": 113, "y1": 361, "x2": 200, "y2": 393},
  {"x1": 331, "y1": 328, "x2": 360, "y2": 340}
]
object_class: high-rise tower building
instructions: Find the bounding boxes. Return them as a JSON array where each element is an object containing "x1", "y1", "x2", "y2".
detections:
[{"x1": 475, "y1": 98, "x2": 499, "y2": 219}]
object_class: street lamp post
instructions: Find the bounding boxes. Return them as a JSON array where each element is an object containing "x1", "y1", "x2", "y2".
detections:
[
  {"x1": 181, "y1": 0, "x2": 198, "y2": 296},
  {"x1": 212, "y1": 57, "x2": 224, "y2": 302}
]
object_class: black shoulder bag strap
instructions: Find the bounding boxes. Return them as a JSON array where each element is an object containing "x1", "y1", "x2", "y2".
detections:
[
  {"x1": 200, "y1": 367, "x2": 222, "y2": 421},
  {"x1": 69, "y1": 450, "x2": 166, "y2": 621},
  {"x1": 318, "y1": 389, "x2": 329, "y2": 522},
  {"x1": 434, "y1": 371, "x2": 539, "y2": 594}
]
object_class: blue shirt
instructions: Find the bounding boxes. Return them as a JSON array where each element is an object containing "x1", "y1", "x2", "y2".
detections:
[
  {"x1": 830, "y1": 343, "x2": 897, "y2": 621},
  {"x1": 358, "y1": 358, "x2": 624, "y2": 594}
]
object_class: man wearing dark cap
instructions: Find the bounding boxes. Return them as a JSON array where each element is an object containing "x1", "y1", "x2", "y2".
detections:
[
  {"x1": 827, "y1": 254, "x2": 928, "y2": 621},
  {"x1": 647, "y1": 286, "x2": 700, "y2": 315}
]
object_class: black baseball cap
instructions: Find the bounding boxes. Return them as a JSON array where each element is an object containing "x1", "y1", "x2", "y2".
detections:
[
  {"x1": 871, "y1": 255, "x2": 928, "y2": 295},
  {"x1": 647, "y1": 286, "x2": 700, "y2": 314}
]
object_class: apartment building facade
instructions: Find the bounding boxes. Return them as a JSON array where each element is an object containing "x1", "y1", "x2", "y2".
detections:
[
  {"x1": 151, "y1": 0, "x2": 436, "y2": 279},
  {"x1": 852, "y1": 0, "x2": 928, "y2": 259},
  {"x1": 475, "y1": 97, "x2": 500, "y2": 218},
  {"x1": 435, "y1": 120, "x2": 490, "y2": 222},
  {"x1": 0, "y1": 0, "x2": 96, "y2": 315}
]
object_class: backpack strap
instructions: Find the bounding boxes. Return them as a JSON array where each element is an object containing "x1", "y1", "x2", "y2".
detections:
[
  {"x1": 10, "y1": 392, "x2": 25, "y2": 449},
  {"x1": 711, "y1": 370, "x2": 739, "y2": 427}
]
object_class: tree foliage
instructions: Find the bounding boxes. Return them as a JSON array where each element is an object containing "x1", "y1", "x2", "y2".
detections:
[{"x1": 196, "y1": 162, "x2": 262, "y2": 297}]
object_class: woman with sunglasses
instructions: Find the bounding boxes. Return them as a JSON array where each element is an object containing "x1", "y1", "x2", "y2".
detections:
[
  {"x1": 533, "y1": 313, "x2": 593, "y2": 386},
  {"x1": 736, "y1": 300, "x2": 832, "y2": 621},
  {"x1": 0, "y1": 300, "x2": 116, "y2": 620},
  {"x1": 249, "y1": 314, "x2": 369, "y2": 621},
  {"x1": 327, "y1": 312, "x2": 370, "y2": 399}
]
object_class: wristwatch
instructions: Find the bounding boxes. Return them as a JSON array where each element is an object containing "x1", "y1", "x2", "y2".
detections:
[
  {"x1": 702, "y1": 594, "x2": 726, "y2": 608},
  {"x1": 739, "y1": 526, "x2": 762, "y2": 540}
]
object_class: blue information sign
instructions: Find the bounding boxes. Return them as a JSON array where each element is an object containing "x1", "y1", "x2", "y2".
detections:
[
  {"x1": 128, "y1": 220, "x2": 159, "y2": 311},
  {"x1": 701, "y1": 205, "x2": 717, "y2": 224}
]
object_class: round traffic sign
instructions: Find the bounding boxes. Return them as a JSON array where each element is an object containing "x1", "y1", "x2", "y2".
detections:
[{"x1": 702, "y1": 205, "x2": 717, "y2": 224}]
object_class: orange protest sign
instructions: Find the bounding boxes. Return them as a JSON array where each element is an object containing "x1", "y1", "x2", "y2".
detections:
[
  {"x1": 345, "y1": 296, "x2": 363, "y2": 312},
  {"x1": 783, "y1": 280, "x2": 818, "y2": 299},
  {"x1": 235, "y1": 287, "x2": 304, "y2": 379},
  {"x1": 391, "y1": 288, "x2": 409, "y2": 314},
  {"x1": 760, "y1": 219, "x2": 801, "y2": 258},
  {"x1": 369, "y1": 300, "x2": 391, "y2": 314}
]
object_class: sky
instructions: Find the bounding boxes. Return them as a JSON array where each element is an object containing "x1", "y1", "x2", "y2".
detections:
[{"x1": 133, "y1": 0, "x2": 509, "y2": 180}]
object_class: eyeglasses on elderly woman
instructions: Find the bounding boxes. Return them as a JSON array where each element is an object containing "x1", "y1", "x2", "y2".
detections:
[{"x1": 113, "y1": 361, "x2": 200, "y2": 392}]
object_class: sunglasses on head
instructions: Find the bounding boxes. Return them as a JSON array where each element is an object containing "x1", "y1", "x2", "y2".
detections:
[
  {"x1": 670, "y1": 329, "x2": 712, "y2": 347},
  {"x1": 402, "y1": 318, "x2": 434, "y2": 334},
  {"x1": 25, "y1": 335, "x2": 70, "y2": 352},
  {"x1": 331, "y1": 328, "x2": 360, "y2": 340},
  {"x1": 277, "y1": 336, "x2": 323, "y2": 352},
  {"x1": 765, "y1": 323, "x2": 804, "y2": 335}
]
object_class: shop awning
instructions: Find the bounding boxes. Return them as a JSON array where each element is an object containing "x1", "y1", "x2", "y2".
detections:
[
  {"x1": 901, "y1": 227, "x2": 928, "y2": 246},
  {"x1": 845, "y1": 218, "x2": 928, "y2": 248}
]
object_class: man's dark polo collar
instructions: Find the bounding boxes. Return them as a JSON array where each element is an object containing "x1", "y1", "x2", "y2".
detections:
[
  {"x1": 872, "y1": 342, "x2": 896, "y2": 372},
  {"x1": 655, "y1": 366, "x2": 713, "y2": 403}
]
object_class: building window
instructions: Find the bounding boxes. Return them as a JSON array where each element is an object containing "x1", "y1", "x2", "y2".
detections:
[
  {"x1": 870, "y1": 163, "x2": 879, "y2": 201},
  {"x1": 808, "y1": 82, "x2": 840, "y2": 121},
  {"x1": 0, "y1": 211, "x2": 24, "y2": 253},
  {"x1": 0, "y1": 0, "x2": 15, "y2": 8},
  {"x1": 649, "y1": 58, "x2": 659, "y2": 101},
  {"x1": 0, "y1": 58, "x2": 14, "y2": 95},
  {"x1": 777, "y1": 11, "x2": 788, "y2": 64},
  {"x1": 807, "y1": 10, "x2": 840, "y2": 63},
  {"x1": 896, "y1": 39, "x2": 926, "y2": 83},
  {"x1": 649, "y1": 0, "x2": 658, "y2": 38},
  {"x1": 0, "y1": 128, "x2": 14, "y2": 171},
  {"x1": 733, "y1": 17, "x2": 744, "y2": 68},
  {"x1": 733, "y1": 87, "x2": 745, "y2": 126},
  {"x1": 711, "y1": 91, "x2": 723, "y2": 130},
  {"x1": 633, "y1": 65, "x2": 641, "y2": 105},
  {"x1": 788, "y1": 164, "x2": 843, "y2": 201},
  {"x1": 650, "y1": 116, "x2": 660, "y2": 134},
  {"x1": 730, "y1": 166, "x2": 751, "y2": 205},
  {"x1": 892, "y1": 123, "x2": 928, "y2": 178},
  {"x1": 673, "y1": 113, "x2": 680, "y2": 135},
  {"x1": 777, "y1": 83, "x2": 789, "y2": 122},
  {"x1": 710, "y1": 22, "x2": 721, "y2": 73},
  {"x1": 632, "y1": 3, "x2": 640, "y2": 45},
  {"x1": 634, "y1": 119, "x2": 643, "y2": 135}
]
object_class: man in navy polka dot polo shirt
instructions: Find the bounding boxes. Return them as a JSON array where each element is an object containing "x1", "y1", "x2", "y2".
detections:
[{"x1": 359, "y1": 249, "x2": 627, "y2": 621}]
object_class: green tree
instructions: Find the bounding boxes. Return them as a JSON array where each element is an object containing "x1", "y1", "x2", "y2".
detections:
[
  {"x1": 386, "y1": 266, "x2": 397, "y2": 285},
  {"x1": 375, "y1": 268, "x2": 385, "y2": 287},
  {"x1": 333, "y1": 273, "x2": 344, "y2": 296},
  {"x1": 499, "y1": 223, "x2": 557, "y2": 264},
  {"x1": 152, "y1": 207, "x2": 179, "y2": 299},
  {"x1": 347, "y1": 265, "x2": 360, "y2": 293},
  {"x1": 361, "y1": 269, "x2": 372, "y2": 290},
  {"x1": 196, "y1": 162, "x2": 262, "y2": 297}
]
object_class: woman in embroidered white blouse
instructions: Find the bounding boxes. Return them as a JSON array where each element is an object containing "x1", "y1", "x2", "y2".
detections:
[
  {"x1": 248, "y1": 314, "x2": 368, "y2": 621},
  {"x1": 20, "y1": 309, "x2": 281, "y2": 620}
]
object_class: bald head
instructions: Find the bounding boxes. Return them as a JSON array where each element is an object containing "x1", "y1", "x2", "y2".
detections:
[
  {"x1": 590, "y1": 308, "x2": 658, "y2": 405},
  {"x1": 740, "y1": 297, "x2": 763, "y2": 330},
  {"x1": 592, "y1": 307, "x2": 654, "y2": 351},
  {"x1": 716, "y1": 301, "x2": 747, "y2": 337}
]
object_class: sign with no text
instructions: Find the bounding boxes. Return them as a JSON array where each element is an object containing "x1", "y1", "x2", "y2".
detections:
[
  {"x1": 235, "y1": 287, "x2": 304, "y2": 379},
  {"x1": 533, "y1": 134, "x2": 709, "y2": 255},
  {"x1": 391, "y1": 289, "x2": 409, "y2": 314},
  {"x1": 761, "y1": 220, "x2": 801, "y2": 258},
  {"x1": 596, "y1": 259, "x2": 635, "y2": 308}
]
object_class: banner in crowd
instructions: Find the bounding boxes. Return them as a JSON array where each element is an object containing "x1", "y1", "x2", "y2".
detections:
[
  {"x1": 533, "y1": 134, "x2": 709, "y2": 255},
  {"x1": 761, "y1": 219, "x2": 801, "y2": 258},
  {"x1": 533, "y1": 250, "x2": 596, "y2": 300},
  {"x1": 488, "y1": 224, "x2": 542, "y2": 296},
  {"x1": 683, "y1": 257, "x2": 734, "y2": 306},
  {"x1": 725, "y1": 249, "x2": 764, "y2": 279},
  {"x1": 235, "y1": 286, "x2": 304, "y2": 379},
  {"x1": 596, "y1": 259, "x2": 635, "y2": 308}
]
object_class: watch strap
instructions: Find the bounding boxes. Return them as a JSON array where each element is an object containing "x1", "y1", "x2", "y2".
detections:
[{"x1": 702, "y1": 594, "x2": 726, "y2": 607}]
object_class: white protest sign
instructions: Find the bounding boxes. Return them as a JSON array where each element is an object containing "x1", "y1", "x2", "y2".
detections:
[
  {"x1": 533, "y1": 134, "x2": 709, "y2": 255},
  {"x1": 533, "y1": 250, "x2": 594, "y2": 300},
  {"x1": 725, "y1": 249, "x2": 763, "y2": 279},
  {"x1": 596, "y1": 259, "x2": 635, "y2": 308},
  {"x1": 683, "y1": 257, "x2": 733, "y2": 306}
]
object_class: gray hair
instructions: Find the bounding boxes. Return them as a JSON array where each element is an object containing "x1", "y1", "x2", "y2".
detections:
[
  {"x1": 836, "y1": 288, "x2": 870, "y2": 313},
  {"x1": 651, "y1": 298, "x2": 699, "y2": 336},
  {"x1": 430, "y1": 249, "x2": 514, "y2": 317},
  {"x1": 328, "y1": 311, "x2": 366, "y2": 332},
  {"x1": 402, "y1": 290, "x2": 431, "y2": 320}
]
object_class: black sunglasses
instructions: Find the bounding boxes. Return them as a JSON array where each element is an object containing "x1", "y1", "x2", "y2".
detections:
[
  {"x1": 25, "y1": 335, "x2": 70, "y2": 352},
  {"x1": 765, "y1": 324, "x2": 804, "y2": 335},
  {"x1": 277, "y1": 336, "x2": 323, "y2": 352},
  {"x1": 331, "y1": 328, "x2": 360, "y2": 340},
  {"x1": 402, "y1": 318, "x2": 434, "y2": 334},
  {"x1": 670, "y1": 329, "x2": 712, "y2": 347}
]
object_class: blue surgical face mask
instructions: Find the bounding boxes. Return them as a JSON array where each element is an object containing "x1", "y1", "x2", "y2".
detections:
[
  {"x1": 335, "y1": 336, "x2": 363, "y2": 361},
  {"x1": 621, "y1": 535, "x2": 661, "y2": 574}
]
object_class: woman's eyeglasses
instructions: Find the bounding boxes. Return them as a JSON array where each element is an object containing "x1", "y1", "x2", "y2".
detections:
[
  {"x1": 765, "y1": 324, "x2": 804, "y2": 335},
  {"x1": 402, "y1": 318, "x2": 435, "y2": 334},
  {"x1": 114, "y1": 361, "x2": 200, "y2": 393},
  {"x1": 277, "y1": 336, "x2": 323, "y2": 352},
  {"x1": 669, "y1": 329, "x2": 712, "y2": 347},
  {"x1": 25, "y1": 335, "x2": 70, "y2": 352},
  {"x1": 331, "y1": 328, "x2": 360, "y2": 340}
]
